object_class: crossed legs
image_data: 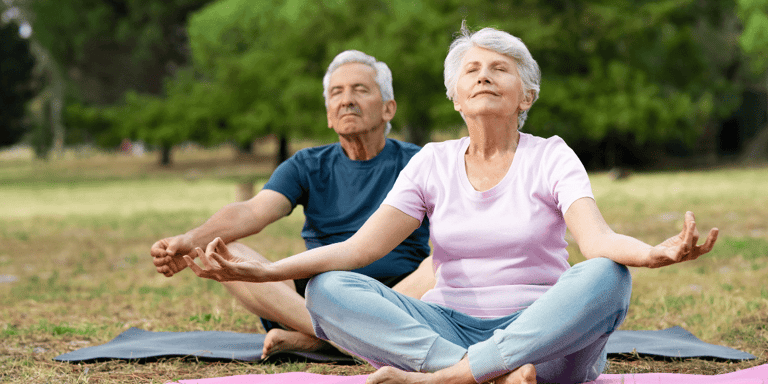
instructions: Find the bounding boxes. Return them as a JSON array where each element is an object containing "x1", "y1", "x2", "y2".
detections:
[
  {"x1": 222, "y1": 242, "x2": 435, "y2": 358},
  {"x1": 306, "y1": 258, "x2": 632, "y2": 384}
]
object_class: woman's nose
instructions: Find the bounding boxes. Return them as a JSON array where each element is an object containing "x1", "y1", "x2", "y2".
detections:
[{"x1": 476, "y1": 68, "x2": 492, "y2": 84}]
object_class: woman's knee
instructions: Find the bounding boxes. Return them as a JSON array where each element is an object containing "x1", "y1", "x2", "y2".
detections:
[
  {"x1": 579, "y1": 258, "x2": 632, "y2": 309},
  {"x1": 305, "y1": 271, "x2": 369, "y2": 314},
  {"x1": 583, "y1": 257, "x2": 631, "y2": 287}
]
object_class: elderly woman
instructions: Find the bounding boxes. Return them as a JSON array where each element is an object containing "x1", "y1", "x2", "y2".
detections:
[{"x1": 185, "y1": 25, "x2": 718, "y2": 384}]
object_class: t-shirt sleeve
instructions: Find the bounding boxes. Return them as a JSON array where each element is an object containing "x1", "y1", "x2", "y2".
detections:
[
  {"x1": 262, "y1": 154, "x2": 305, "y2": 208},
  {"x1": 544, "y1": 137, "x2": 594, "y2": 215},
  {"x1": 381, "y1": 144, "x2": 432, "y2": 223}
]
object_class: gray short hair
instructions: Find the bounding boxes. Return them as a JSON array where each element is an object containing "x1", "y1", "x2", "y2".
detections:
[
  {"x1": 323, "y1": 50, "x2": 394, "y2": 135},
  {"x1": 444, "y1": 23, "x2": 541, "y2": 130}
]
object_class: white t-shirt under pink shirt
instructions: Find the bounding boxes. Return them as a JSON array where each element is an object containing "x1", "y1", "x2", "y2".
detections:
[{"x1": 382, "y1": 132, "x2": 594, "y2": 319}]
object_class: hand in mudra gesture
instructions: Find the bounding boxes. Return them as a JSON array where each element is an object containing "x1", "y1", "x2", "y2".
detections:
[
  {"x1": 184, "y1": 237, "x2": 268, "y2": 282},
  {"x1": 647, "y1": 211, "x2": 718, "y2": 268},
  {"x1": 151, "y1": 235, "x2": 196, "y2": 277}
]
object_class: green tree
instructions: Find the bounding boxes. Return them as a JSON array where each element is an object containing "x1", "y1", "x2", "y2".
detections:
[
  {"x1": 13, "y1": 0, "x2": 214, "y2": 162},
  {"x1": 452, "y1": 0, "x2": 742, "y2": 168},
  {"x1": 0, "y1": 20, "x2": 36, "y2": 148},
  {"x1": 29, "y1": 0, "x2": 215, "y2": 104},
  {"x1": 185, "y1": 0, "x2": 343, "y2": 162},
  {"x1": 111, "y1": 0, "x2": 750, "y2": 168},
  {"x1": 336, "y1": 0, "x2": 460, "y2": 145},
  {"x1": 737, "y1": 0, "x2": 768, "y2": 161},
  {"x1": 181, "y1": 0, "x2": 460, "y2": 155}
]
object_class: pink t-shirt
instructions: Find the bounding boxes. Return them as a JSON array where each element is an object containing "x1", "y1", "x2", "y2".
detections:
[{"x1": 382, "y1": 133, "x2": 594, "y2": 318}]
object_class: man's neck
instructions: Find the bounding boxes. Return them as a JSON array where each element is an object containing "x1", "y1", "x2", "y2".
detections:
[{"x1": 338, "y1": 132, "x2": 387, "y2": 161}]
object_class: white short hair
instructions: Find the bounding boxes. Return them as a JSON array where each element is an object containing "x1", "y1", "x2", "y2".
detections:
[
  {"x1": 444, "y1": 23, "x2": 541, "y2": 130},
  {"x1": 323, "y1": 50, "x2": 394, "y2": 135}
]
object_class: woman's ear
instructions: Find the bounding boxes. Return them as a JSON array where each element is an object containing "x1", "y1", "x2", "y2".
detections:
[
  {"x1": 519, "y1": 89, "x2": 535, "y2": 111},
  {"x1": 453, "y1": 98, "x2": 462, "y2": 112}
]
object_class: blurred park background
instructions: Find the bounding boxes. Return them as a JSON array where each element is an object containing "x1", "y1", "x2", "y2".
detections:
[
  {"x1": 1, "y1": 0, "x2": 767, "y2": 169},
  {"x1": 2, "y1": 1, "x2": 768, "y2": 382}
]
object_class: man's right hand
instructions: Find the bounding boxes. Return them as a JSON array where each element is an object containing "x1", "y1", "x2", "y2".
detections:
[{"x1": 151, "y1": 235, "x2": 195, "y2": 277}]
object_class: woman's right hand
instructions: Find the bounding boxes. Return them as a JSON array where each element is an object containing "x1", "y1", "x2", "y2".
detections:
[{"x1": 184, "y1": 237, "x2": 269, "y2": 282}]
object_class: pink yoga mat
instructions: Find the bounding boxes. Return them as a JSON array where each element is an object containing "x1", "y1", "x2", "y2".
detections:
[
  {"x1": 170, "y1": 364, "x2": 768, "y2": 384},
  {"x1": 171, "y1": 372, "x2": 367, "y2": 384}
]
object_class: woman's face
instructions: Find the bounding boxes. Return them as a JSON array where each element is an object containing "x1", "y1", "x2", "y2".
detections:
[{"x1": 453, "y1": 46, "x2": 532, "y2": 123}]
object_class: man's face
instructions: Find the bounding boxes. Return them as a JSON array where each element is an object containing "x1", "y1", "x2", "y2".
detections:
[{"x1": 326, "y1": 63, "x2": 393, "y2": 136}]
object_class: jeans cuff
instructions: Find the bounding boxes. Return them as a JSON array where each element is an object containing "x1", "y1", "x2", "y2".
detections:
[
  {"x1": 422, "y1": 336, "x2": 468, "y2": 373},
  {"x1": 468, "y1": 338, "x2": 508, "y2": 383}
]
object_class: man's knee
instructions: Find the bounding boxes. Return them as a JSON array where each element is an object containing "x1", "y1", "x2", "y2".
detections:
[{"x1": 226, "y1": 242, "x2": 269, "y2": 262}]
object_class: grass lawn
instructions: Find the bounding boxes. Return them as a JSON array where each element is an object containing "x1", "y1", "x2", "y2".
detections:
[{"x1": 1, "y1": 143, "x2": 766, "y2": 383}]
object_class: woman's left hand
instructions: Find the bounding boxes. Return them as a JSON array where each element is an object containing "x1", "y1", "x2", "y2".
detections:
[
  {"x1": 647, "y1": 211, "x2": 718, "y2": 268},
  {"x1": 183, "y1": 237, "x2": 268, "y2": 282}
]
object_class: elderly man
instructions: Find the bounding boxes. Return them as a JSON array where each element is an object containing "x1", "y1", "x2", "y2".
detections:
[{"x1": 150, "y1": 50, "x2": 433, "y2": 358}]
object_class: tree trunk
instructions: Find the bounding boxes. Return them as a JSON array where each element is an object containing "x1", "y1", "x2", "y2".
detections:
[
  {"x1": 277, "y1": 134, "x2": 290, "y2": 165},
  {"x1": 49, "y1": 62, "x2": 65, "y2": 159},
  {"x1": 405, "y1": 111, "x2": 432, "y2": 146},
  {"x1": 406, "y1": 124, "x2": 430, "y2": 147},
  {"x1": 235, "y1": 181, "x2": 255, "y2": 201},
  {"x1": 238, "y1": 140, "x2": 253, "y2": 155},
  {"x1": 739, "y1": 123, "x2": 768, "y2": 163},
  {"x1": 739, "y1": 75, "x2": 768, "y2": 164},
  {"x1": 159, "y1": 145, "x2": 172, "y2": 166},
  {"x1": 29, "y1": 40, "x2": 65, "y2": 159}
]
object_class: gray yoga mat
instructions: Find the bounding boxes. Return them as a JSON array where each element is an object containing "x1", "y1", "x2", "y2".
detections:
[
  {"x1": 54, "y1": 326, "x2": 754, "y2": 363},
  {"x1": 54, "y1": 327, "x2": 355, "y2": 364},
  {"x1": 605, "y1": 326, "x2": 755, "y2": 360}
]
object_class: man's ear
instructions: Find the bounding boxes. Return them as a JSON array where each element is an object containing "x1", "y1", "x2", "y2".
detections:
[
  {"x1": 382, "y1": 99, "x2": 397, "y2": 122},
  {"x1": 327, "y1": 108, "x2": 334, "y2": 129}
]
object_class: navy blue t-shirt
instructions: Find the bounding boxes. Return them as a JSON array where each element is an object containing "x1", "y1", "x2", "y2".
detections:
[{"x1": 263, "y1": 138, "x2": 430, "y2": 278}]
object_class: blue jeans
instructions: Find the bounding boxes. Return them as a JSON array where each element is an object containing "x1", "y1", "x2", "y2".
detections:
[{"x1": 306, "y1": 257, "x2": 631, "y2": 384}]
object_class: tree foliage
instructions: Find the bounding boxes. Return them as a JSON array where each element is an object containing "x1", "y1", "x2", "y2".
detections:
[
  {"x1": 24, "y1": 0, "x2": 215, "y2": 163},
  {"x1": 736, "y1": 0, "x2": 768, "y2": 161},
  {"x1": 0, "y1": 20, "x2": 36, "y2": 148},
  {"x1": 21, "y1": 0, "x2": 757, "y2": 167},
  {"x1": 449, "y1": 1, "x2": 742, "y2": 166},
  {"x1": 29, "y1": 0, "x2": 215, "y2": 104},
  {"x1": 737, "y1": 0, "x2": 768, "y2": 74}
]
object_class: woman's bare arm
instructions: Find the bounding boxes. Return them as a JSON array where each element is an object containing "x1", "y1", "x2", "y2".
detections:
[
  {"x1": 184, "y1": 205, "x2": 422, "y2": 282},
  {"x1": 564, "y1": 197, "x2": 718, "y2": 268}
]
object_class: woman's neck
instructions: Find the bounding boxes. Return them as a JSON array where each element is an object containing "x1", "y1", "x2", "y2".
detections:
[{"x1": 464, "y1": 115, "x2": 520, "y2": 159}]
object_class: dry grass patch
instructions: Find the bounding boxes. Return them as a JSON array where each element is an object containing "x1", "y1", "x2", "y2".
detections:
[{"x1": 1, "y1": 148, "x2": 767, "y2": 382}]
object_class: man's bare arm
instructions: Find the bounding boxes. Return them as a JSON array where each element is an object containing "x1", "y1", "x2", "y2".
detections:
[{"x1": 151, "y1": 189, "x2": 292, "y2": 276}]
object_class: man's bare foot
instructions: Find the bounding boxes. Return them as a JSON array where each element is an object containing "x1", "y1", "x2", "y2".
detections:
[
  {"x1": 261, "y1": 328, "x2": 327, "y2": 359},
  {"x1": 492, "y1": 364, "x2": 536, "y2": 384}
]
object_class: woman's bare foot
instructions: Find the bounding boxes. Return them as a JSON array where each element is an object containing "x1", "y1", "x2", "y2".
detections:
[
  {"x1": 365, "y1": 363, "x2": 536, "y2": 384},
  {"x1": 261, "y1": 328, "x2": 328, "y2": 359},
  {"x1": 492, "y1": 364, "x2": 536, "y2": 384}
]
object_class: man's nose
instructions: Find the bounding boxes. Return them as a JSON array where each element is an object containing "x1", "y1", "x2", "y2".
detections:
[{"x1": 340, "y1": 89, "x2": 355, "y2": 106}]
